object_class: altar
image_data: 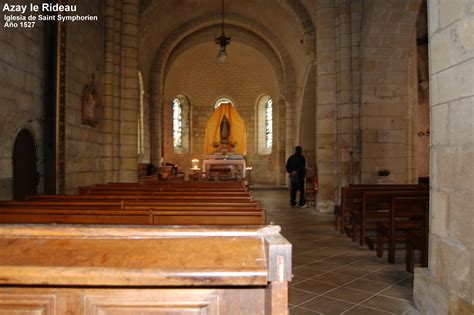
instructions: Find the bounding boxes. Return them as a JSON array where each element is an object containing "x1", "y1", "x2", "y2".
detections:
[{"x1": 203, "y1": 158, "x2": 246, "y2": 179}]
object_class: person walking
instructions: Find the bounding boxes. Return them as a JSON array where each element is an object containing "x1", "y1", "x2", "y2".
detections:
[{"x1": 286, "y1": 145, "x2": 307, "y2": 208}]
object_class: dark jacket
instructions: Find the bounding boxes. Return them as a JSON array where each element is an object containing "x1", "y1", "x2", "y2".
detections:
[{"x1": 286, "y1": 153, "x2": 306, "y2": 178}]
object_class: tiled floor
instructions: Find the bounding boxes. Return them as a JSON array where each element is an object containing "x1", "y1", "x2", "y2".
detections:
[{"x1": 253, "y1": 189, "x2": 419, "y2": 315}]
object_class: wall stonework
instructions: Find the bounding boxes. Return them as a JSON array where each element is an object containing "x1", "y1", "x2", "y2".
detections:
[
  {"x1": 0, "y1": 0, "x2": 44, "y2": 200},
  {"x1": 65, "y1": 0, "x2": 105, "y2": 194},
  {"x1": 413, "y1": 0, "x2": 474, "y2": 314},
  {"x1": 359, "y1": 0, "x2": 421, "y2": 185}
]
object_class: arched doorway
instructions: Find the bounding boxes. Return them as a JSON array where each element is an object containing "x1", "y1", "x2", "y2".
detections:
[{"x1": 13, "y1": 129, "x2": 38, "y2": 200}]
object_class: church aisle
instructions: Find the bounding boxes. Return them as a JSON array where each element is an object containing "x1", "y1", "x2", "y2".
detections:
[{"x1": 253, "y1": 190, "x2": 418, "y2": 315}]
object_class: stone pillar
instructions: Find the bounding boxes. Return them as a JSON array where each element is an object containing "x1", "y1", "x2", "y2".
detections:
[
  {"x1": 119, "y1": 0, "x2": 139, "y2": 182},
  {"x1": 150, "y1": 92, "x2": 163, "y2": 166},
  {"x1": 112, "y1": 0, "x2": 122, "y2": 182},
  {"x1": 359, "y1": 0, "x2": 421, "y2": 184},
  {"x1": 335, "y1": 0, "x2": 353, "y2": 199},
  {"x1": 350, "y1": 0, "x2": 362, "y2": 184},
  {"x1": 413, "y1": 1, "x2": 474, "y2": 314},
  {"x1": 315, "y1": 0, "x2": 337, "y2": 212},
  {"x1": 103, "y1": 0, "x2": 116, "y2": 183},
  {"x1": 285, "y1": 98, "x2": 294, "y2": 182}
]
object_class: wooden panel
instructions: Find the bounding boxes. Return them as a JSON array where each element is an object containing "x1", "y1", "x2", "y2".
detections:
[
  {"x1": 84, "y1": 290, "x2": 220, "y2": 315},
  {"x1": 0, "y1": 294, "x2": 55, "y2": 315},
  {"x1": 0, "y1": 288, "x2": 267, "y2": 314}
]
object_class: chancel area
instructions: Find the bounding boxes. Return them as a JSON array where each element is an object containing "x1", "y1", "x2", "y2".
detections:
[{"x1": 0, "y1": 0, "x2": 473, "y2": 314}]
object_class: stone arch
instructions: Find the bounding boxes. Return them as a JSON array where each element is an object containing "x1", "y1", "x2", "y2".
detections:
[
  {"x1": 148, "y1": 14, "x2": 298, "y2": 165},
  {"x1": 148, "y1": 14, "x2": 296, "y2": 97},
  {"x1": 163, "y1": 24, "x2": 285, "y2": 94}
]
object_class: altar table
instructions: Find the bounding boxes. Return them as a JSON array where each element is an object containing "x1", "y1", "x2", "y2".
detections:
[{"x1": 203, "y1": 158, "x2": 246, "y2": 178}]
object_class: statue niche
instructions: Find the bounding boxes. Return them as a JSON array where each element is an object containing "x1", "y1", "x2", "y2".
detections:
[
  {"x1": 204, "y1": 103, "x2": 246, "y2": 155},
  {"x1": 220, "y1": 115, "x2": 230, "y2": 152}
]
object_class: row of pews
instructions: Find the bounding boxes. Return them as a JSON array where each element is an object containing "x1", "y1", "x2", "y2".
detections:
[
  {"x1": 0, "y1": 180, "x2": 292, "y2": 314},
  {"x1": 335, "y1": 183, "x2": 429, "y2": 273},
  {"x1": 0, "y1": 180, "x2": 265, "y2": 225}
]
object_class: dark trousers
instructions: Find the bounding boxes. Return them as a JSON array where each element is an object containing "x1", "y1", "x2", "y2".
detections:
[{"x1": 290, "y1": 179, "x2": 306, "y2": 206}]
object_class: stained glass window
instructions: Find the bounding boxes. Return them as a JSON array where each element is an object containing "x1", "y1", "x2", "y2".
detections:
[
  {"x1": 265, "y1": 98, "x2": 273, "y2": 149},
  {"x1": 173, "y1": 98, "x2": 182, "y2": 147}
]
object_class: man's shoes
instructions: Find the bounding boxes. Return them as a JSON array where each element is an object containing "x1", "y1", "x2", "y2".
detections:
[
  {"x1": 299, "y1": 204, "x2": 308, "y2": 208},
  {"x1": 291, "y1": 203, "x2": 297, "y2": 207}
]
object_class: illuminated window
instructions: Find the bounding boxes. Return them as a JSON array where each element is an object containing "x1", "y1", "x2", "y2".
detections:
[
  {"x1": 265, "y1": 98, "x2": 273, "y2": 149},
  {"x1": 257, "y1": 95, "x2": 273, "y2": 154},
  {"x1": 172, "y1": 98, "x2": 183, "y2": 148}
]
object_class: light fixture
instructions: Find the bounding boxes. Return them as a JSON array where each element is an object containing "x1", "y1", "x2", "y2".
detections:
[{"x1": 215, "y1": 0, "x2": 230, "y2": 62}]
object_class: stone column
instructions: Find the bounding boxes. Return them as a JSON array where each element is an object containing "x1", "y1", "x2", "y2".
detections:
[
  {"x1": 112, "y1": 0, "x2": 122, "y2": 182},
  {"x1": 336, "y1": 0, "x2": 353, "y2": 197},
  {"x1": 359, "y1": 0, "x2": 421, "y2": 184},
  {"x1": 285, "y1": 98, "x2": 294, "y2": 184},
  {"x1": 350, "y1": 0, "x2": 362, "y2": 184},
  {"x1": 150, "y1": 92, "x2": 163, "y2": 166},
  {"x1": 119, "y1": 0, "x2": 139, "y2": 182},
  {"x1": 315, "y1": 0, "x2": 337, "y2": 213},
  {"x1": 103, "y1": 0, "x2": 116, "y2": 183},
  {"x1": 413, "y1": 1, "x2": 474, "y2": 314}
]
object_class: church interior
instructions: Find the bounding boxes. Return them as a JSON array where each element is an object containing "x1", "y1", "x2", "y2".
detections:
[{"x1": 0, "y1": 0, "x2": 473, "y2": 314}]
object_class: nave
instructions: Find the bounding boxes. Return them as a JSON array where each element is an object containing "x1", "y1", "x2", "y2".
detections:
[{"x1": 256, "y1": 190, "x2": 417, "y2": 315}]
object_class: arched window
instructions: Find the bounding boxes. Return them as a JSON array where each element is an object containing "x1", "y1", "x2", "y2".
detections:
[
  {"x1": 172, "y1": 95, "x2": 190, "y2": 154},
  {"x1": 265, "y1": 98, "x2": 273, "y2": 149},
  {"x1": 214, "y1": 97, "x2": 234, "y2": 109},
  {"x1": 257, "y1": 95, "x2": 273, "y2": 154},
  {"x1": 172, "y1": 98, "x2": 183, "y2": 148}
]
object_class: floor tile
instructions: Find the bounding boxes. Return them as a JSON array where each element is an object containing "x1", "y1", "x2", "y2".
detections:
[
  {"x1": 363, "y1": 271, "x2": 408, "y2": 284},
  {"x1": 293, "y1": 266, "x2": 327, "y2": 277},
  {"x1": 332, "y1": 265, "x2": 372, "y2": 277},
  {"x1": 342, "y1": 305, "x2": 393, "y2": 314},
  {"x1": 289, "y1": 288, "x2": 319, "y2": 305},
  {"x1": 323, "y1": 286, "x2": 374, "y2": 304},
  {"x1": 344, "y1": 278, "x2": 393, "y2": 293},
  {"x1": 300, "y1": 296, "x2": 355, "y2": 315},
  {"x1": 313, "y1": 272, "x2": 358, "y2": 286},
  {"x1": 291, "y1": 279, "x2": 339, "y2": 295},
  {"x1": 379, "y1": 285, "x2": 413, "y2": 301},
  {"x1": 289, "y1": 306, "x2": 323, "y2": 315},
  {"x1": 361, "y1": 295, "x2": 415, "y2": 314}
]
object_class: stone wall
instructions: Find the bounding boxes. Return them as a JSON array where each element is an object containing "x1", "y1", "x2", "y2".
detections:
[
  {"x1": 65, "y1": 0, "x2": 104, "y2": 194},
  {"x1": 0, "y1": 0, "x2": 44, "y2": 199},
  {"x1": 413, "y1": 0, "x2": 474, "y2": 313},
  {"x1": 359, "y1": 0, "x2": 421, "y2": 185}
]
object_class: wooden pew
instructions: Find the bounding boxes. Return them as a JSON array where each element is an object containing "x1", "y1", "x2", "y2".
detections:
[
  {"x1": 375, "y1": 196, "x2": 429, "y2": 263},
  {"x1": 405, "y1": 229, "x2": 429, "y2": 273},
  {"x1": 0, "y1": 224, "x2": 291, "y2": 314},
  {"x1": 28, "y1": 194, "x2": 254, "y2": 202},
  {"x1": 337, "y1": 184, "x2": 428, "y2": 235},
  {"x1": 352, "y1": 190, "x2": 428, "y2": 247},
  {"x1": 0, "y1": 199, "x2": 266, "y2": 225},
  {"x1": 0, "y1": 208, "x2": 265, "y2": 225}
]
